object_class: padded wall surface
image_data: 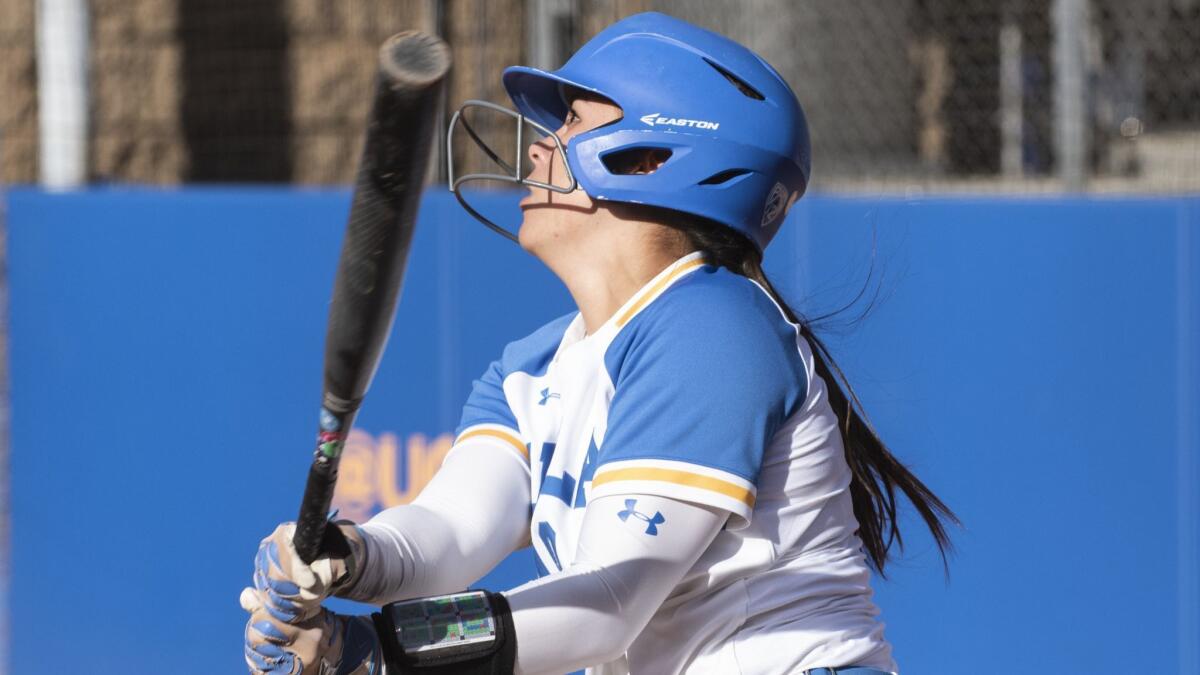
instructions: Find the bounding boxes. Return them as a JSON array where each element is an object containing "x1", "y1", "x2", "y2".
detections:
[{"x1": 6, "y1": 188, "x2": 1197, "y2": 673}]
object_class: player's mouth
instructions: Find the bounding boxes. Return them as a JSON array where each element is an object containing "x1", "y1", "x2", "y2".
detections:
[{"x1": 519, "y1": 187, "x2": 541, "y2": 208}]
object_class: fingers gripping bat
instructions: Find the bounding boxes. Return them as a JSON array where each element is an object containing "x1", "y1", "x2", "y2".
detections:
[{"x1": 293, "y1": 32, "x2": 452, "y2": 564}]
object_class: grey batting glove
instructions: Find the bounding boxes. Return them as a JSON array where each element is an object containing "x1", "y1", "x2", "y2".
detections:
[
  {"x1": 242, "y1": 593, "x2": 382, "y2": 675},
  {"x1": 242, "y1": 521, "x2": 367, "y2": 624}
]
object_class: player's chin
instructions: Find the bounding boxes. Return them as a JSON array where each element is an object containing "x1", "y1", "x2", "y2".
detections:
[
  {"x1": 518, "y1": 206, "x2": 572, "y2": 255},
  {"x1": 516, "y1": 209, "x2": 547, "y2": 253}
]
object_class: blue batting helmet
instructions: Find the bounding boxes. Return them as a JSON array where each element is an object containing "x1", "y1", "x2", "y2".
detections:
[{"x1": 503, "y1": 12, "x2": 811, "y2": 251}]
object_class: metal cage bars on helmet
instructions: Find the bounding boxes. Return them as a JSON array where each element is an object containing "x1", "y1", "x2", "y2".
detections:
[{"x1": 447, "y1": 99, "x2": 577, "y2": 243}]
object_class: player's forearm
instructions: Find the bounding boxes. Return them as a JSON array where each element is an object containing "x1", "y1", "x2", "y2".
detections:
[
  {"x1": 504, "y1": 560, "x2": 635, "y2": 673},
  {"x1": 505, "y1": 494, "x2": 725, "y2": 675},
  {"x1": 345, "y1": 439, "x2": 531, "y2": 605}
]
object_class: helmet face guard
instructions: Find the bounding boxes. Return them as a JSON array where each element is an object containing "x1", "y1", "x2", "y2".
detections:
[{"x1": 447, "y1": 99, "x2": 576, "y2": 243}]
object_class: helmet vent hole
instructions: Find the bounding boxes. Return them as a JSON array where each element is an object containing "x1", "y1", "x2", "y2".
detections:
[
  {"x1": 699, "y1": 169, "x2": 752, "y2": 186},
  {"x1": 703, "y1": 59, "x2": 765, "y2": 101},
  {"x1": 601, "y1": 147, "x2": 673, "y2": 175}
]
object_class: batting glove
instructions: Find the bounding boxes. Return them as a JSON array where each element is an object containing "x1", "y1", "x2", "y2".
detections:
[
  {"x1": 242, "y1": 593, "x2": 381, "y2": 675},
  {"x1": 241, "y1": 521, "x2": 367, "y2": 624}
]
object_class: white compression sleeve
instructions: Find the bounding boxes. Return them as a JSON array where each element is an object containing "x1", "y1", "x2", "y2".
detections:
[
  {"x1": 345, "y1": 438, "x2": 532, "y2": 605},
  {"x1": 505, "y1": 494, "x2": 726, "y2": 675}
]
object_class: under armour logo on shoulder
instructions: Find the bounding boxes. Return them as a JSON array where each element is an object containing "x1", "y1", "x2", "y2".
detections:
[
  {"x1": 538, "y1": 388, "x2": 561, "y2": 406},
  {"x1": 618, "y1": 499, "x2": 666, "y2": 536}
]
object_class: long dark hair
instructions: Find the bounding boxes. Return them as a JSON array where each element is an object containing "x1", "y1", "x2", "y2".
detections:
[{"x1": 666, "y1": 214, "x2": 959, "y2": 576}]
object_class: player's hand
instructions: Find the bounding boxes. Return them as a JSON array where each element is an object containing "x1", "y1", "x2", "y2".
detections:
[
  {"x1": 242, "y1": 595, "x2": 381, "y2": 675},
  {"x1": 241, "y1": 521, "x2": 366, "y2": 624}
]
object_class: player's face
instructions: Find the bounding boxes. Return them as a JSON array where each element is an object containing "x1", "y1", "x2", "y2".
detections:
[{"x1": 517, "y1": 93, "x2": 623, "y2": 252}]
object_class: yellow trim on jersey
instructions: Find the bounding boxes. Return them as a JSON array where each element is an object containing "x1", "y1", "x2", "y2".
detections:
[
  {"x1": 456, "y1": 427, "x2": 528, "y2": 461},
  {"x1": 614, "y1": 259, "x2": 707, "y2": 328},
  {"x1": 591, "y1": 467, "x2": 755, "y2": 507}
]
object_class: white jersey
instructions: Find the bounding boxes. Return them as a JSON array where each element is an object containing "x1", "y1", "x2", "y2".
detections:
[{"x1": 455, "y1": 252, "x2": 897, "y2": 674}]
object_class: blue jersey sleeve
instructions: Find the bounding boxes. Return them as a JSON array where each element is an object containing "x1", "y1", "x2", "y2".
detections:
[
  {"x1": 453, "y1": 357, "x2": 530, "y2": 466},
  {"x1": 454, "y1": 312, "x2": 576, "y2": 468},
  {"x1": 589, "y1": 269, "x2": 809, "y2": 527},
  {"x1": 457, "y1": 357, "x2": 519, "y2": 434}
]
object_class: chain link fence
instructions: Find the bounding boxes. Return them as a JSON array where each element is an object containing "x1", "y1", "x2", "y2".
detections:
[
  {"x1": 1, "y1": 0, "x2": 1197, "y2": 193},
  {"x1": 634, "y1": 0, "x2": 1200, "y2": 194}
]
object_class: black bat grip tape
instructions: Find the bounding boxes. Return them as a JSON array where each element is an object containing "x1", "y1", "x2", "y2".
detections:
[{"x1": 295, "y1": 456, "x2": 338, "y2": 564}]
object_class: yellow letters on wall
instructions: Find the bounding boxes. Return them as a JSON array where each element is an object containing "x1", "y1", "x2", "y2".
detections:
[{"x1": 332, "y1": 429, "x2": 454, "y2": 523}]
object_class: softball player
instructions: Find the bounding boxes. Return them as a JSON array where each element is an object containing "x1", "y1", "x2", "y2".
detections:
[{"x1": 242, "y1": 12, "x2": 956, "y2": 675}]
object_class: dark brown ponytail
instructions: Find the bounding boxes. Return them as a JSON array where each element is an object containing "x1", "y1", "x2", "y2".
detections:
[{"x1": 668, "y1": 215, "x2": 959, "y2": 576}]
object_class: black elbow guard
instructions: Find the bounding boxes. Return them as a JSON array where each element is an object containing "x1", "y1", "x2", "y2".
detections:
[{"x1": 372, "y1": 590, "x2": 517, "y2": 675}]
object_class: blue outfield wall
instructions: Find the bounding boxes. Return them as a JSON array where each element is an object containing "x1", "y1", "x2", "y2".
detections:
[{"x1": 5, "y1": 188, "x2": 1198, "y2": 674}]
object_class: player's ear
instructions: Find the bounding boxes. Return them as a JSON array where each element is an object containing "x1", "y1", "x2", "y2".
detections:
[
  {"x1": 602, "y1": 147, "x2": 672, "y2": 176},
  {"x1": 633, "y1": 148, "x2": 671, "y2": 175}
]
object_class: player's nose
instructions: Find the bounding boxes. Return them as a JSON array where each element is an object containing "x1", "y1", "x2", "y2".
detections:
[{"x1": 527, "y1": 137, "x2": 551, "y2": 167}]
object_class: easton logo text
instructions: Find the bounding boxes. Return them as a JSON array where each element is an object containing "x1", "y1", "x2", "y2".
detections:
[{"x1": 640, "y1": 113, "x2": 720, "y2": 131}]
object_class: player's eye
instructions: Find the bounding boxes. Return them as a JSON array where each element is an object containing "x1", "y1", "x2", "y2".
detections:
[{"x1": 566, "y1": 108, "x2": 581, "y2": 125}]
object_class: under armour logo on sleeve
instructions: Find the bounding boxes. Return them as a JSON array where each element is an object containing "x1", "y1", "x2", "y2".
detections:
[
  {"x1": 538, "y1": 387, "x2": 561, "y2": 405},
  {"x1": 618, "y1": 499, "x2": 666, "y2": 536}
]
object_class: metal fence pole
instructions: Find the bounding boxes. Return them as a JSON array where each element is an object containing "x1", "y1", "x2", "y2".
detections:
[
  {"x1": 1053, "y1": 0, "x2": 1088, "y2": 191},
  {"x1": 1000, "y1": 19, "x2": 1024, "y2": 179},
  {"x1": 35, "y1": 0, "x2": 89, "y2": 190},
  {"x1": 424, "y1": 0, "x2": 448, "y2": 185},
  {"x1": 527, "y1": 0, "x2": 573, "y2": 71}
]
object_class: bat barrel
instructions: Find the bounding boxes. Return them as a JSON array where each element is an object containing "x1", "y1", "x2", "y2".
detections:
[
  {"x1": 323, "y1": 31, "x2": 450, "y2": 408},
  {"x1": 294, "y1": 31, "x2": 450, "y2": 564}
]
